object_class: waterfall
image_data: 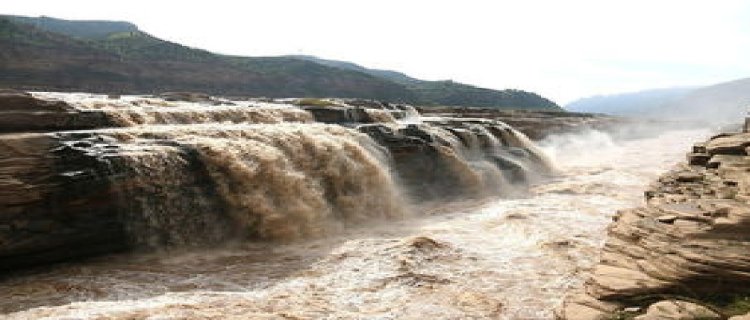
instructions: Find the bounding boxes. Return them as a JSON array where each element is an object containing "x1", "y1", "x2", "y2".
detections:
[
  {"x1": 6, "y1": 92, "x2": 553, "y2": 251},
  {"x1": 85, "y1": 124, "x2": 406, "y2": 243}
]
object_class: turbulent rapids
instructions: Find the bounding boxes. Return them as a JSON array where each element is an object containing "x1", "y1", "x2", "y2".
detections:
[
  {"x1": 0, "y1": 92, "x2": 551, "y2": 263},
  {"x1": 0, "y1": 91, "x2": 707, "y2": 319}
]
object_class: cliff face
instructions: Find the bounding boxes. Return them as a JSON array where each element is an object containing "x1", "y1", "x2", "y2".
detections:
[{"x1": 559, "y1": 126, "x2": 750, "y2": 319}]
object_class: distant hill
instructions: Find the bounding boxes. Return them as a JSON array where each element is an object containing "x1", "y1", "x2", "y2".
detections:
[
  {"x1": 289, "y1": 55, "x2": 420, "y2": 85},
  {"x1": 567, "y1": 77, "x2": 750, "y2": 124},
  {"x1": 663, "y1": 78, "x2": 750, "y2": 123},
  {"x1": 0, "y1": 15, "x2": 561, "y2": 110},
  {"x1": 565, "y1": 87, "x2": 694, "y2": 116}
]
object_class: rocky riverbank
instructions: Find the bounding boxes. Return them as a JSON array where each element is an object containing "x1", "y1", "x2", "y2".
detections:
[{"x1": 558, "y1": 124, "x2": 750, "y2": 319}]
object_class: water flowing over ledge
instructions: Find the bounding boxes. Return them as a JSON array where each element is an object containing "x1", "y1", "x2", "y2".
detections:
[
  {"x1": 0, "y1": 91, "x2": 555, "y2": 272},
  {"x1": 1, "y1": 127, "x2": 707, "y2": 319}
]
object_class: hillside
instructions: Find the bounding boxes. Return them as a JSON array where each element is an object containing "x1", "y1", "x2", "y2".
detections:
[
  {"x1": 3, "y1": 15, "x2": 138, "y2": 40},
  {"x1": 0, "y1": 17, "x2": 415, "y2": 101},
  {"x1": 293, "y1": 55, "x2": 560, "y2": 110},
  {"x1": 565, "y1": 87, "x2": 693, "y2": 116},
  {"x1": 0, "y1": 15, "x2": 561, "y2": 110}
]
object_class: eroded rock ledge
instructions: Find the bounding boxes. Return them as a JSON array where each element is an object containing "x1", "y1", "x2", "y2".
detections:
[{"x1": 558, "y1": 128, "x2": 750, "y2": 319}]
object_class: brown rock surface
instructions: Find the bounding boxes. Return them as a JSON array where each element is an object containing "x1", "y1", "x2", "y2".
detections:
[
  {"x1": 559, "y1": 130, "x2": 750, "y2": 319},
  {"x1": 0, "y1": 133, "x2": 129, "y2": 271},
  {"x1": 0, "y1": 91, "x2": 115, "y2": 132},
  {"x1": 634, "y1": 300, "x2": 721, "y2": 320}
]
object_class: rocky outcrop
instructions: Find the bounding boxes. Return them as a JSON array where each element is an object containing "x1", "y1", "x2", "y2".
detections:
[
  {"x1": 558, "y1": 127, "x2": 750, "y2": 319},
  {"x1": 0, "y1": 91, "x2": 115, "y2": 132},
  {"x1": 0, "y1": 133, "x2": 129, "y2": 271}
]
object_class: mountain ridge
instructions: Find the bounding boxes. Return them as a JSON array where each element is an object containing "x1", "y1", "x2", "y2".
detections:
[
  {"x1": 566, "y1": 78, "x2": 750, "y2": 123},
  {"x1": 0, "y1": 15, "x2": 561, "y2": 110},
  {"x1": 565, "y1": 87, "x2": 694, "y2": 115}
]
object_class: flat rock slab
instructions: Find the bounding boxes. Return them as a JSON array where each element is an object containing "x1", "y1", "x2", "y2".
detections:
[
  {"x1": 634, "y1": 300, "x2": 720, "y2": 320},
  {"x1": 706, "y1": 133, "x2": 750, "y2": 156}
]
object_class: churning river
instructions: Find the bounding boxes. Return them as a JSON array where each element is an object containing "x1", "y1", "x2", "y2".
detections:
[{"x1": 0, "y1": 126, "x2": 709, "y2": 320}]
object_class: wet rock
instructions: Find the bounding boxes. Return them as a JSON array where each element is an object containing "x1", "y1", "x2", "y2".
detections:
[
  {"x1": 0, "y1": 130, "x2": 238, "y2": 271},
  {"x1": 0, "y1": 93, "x2": 115, "y2": 133},
  {"x1": 158, "y1": 92, "x2": 213, "y2": 103},
  {"x1": 302, "y1": 105, "x2": 368, "y2": 123},
  {"x1": 634, "y1": 300, "x2": 720, "y2": 320},
  {"x1": 358, "y1": 123, "x2": 467, "y2": 200},
  {"x1": 299, "y1": 99, "x2": 407, "y2": 123},
  {"x1": 358, "y1": 118, "x2": 549, "y2": 200},
  {"x1": 0, "y1": 133, "x2": 129, "y2": 272}
]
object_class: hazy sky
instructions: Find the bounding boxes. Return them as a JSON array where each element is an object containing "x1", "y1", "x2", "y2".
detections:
[{"x1": 5, "y1": 0, "x2": 750, "y2": 104}]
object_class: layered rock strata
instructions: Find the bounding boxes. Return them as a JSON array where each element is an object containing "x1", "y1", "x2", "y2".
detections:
[{"x1": 559, "y1": 128, "x2": 750, "y2": 319}]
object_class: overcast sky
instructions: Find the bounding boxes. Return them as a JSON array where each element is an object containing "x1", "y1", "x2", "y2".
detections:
[{"x1": 5, "y1": 0, "x2": 750, "y2": 104}]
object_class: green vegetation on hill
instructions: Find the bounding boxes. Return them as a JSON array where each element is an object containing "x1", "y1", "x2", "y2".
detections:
[
  {"x1": 94, "y1": 31, "x2": 216, "y2": 61},
  {"x1": 0, "y1": 15, "x2": 560, "y2": 110},
  {"x1": 3, "y1": 15, "x2": 138, "y2": 40},
  {"x1": 0, "y1": 16, "x2": 413, "y2": 100},
  {"x1": 292, "y1": 55, "x2": 560, "y2": 110}
]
